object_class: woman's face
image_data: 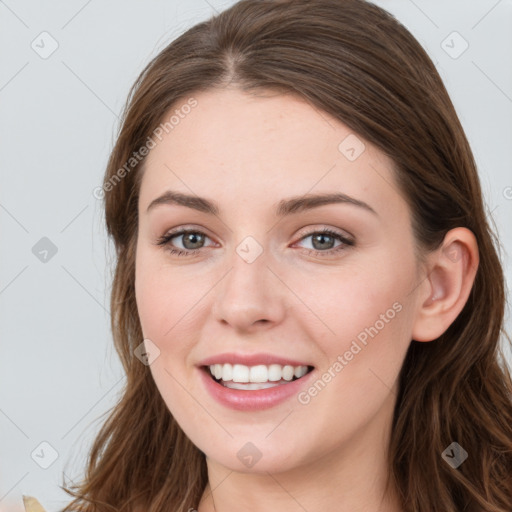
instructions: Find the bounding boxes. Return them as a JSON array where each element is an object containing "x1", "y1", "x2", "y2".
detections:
[{"x1": 135, "y1": 88, "x2": 424, "y2": 473}]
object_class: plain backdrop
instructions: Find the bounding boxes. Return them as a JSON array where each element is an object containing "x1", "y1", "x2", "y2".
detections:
[{"x1": 1, "y1": 1, "x2": 511, "y2": 510}]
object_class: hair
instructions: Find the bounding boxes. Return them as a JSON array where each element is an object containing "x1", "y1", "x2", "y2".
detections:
[{"x1": 59, "y1": 0, "x2": 512, "y2": 510}]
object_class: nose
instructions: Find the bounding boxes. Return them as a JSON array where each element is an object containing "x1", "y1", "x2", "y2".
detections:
[{"x1": 211, "y1": 246, "x2": 287, "y2": 332}]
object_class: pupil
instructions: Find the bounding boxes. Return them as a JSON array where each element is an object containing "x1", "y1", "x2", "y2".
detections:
[
  {"x1": 313, "y1": 234, "x2": 333, "y2": 250},
  {"x1": 184, "y1": 233, "x2": 203, "y2": 249}
]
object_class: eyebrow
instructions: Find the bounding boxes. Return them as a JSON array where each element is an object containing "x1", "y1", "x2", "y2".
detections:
[{"x1": 146, "y1": 190, "x2": 378, "y2": 217}]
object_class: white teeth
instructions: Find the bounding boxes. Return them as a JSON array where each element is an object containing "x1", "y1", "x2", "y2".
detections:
[
  {"x1": 222, "y1": 363, "x2": 233, "y2": 381},
  {"x1": 282, "y1": 365, "x2": 295, "y2": 381},
  {"x1": 250, "y1": 365, "x2": 268, "y2": 383},
  {"x1": 294, "y1": 365, "x2": 305, "y2": 378},
  {"x1": 232, "y1": 364, "x2": 250, "y2": 382},
  {"x1": 268, "y1": 364, "x2": 282, "y2": 381},
  {"x1": 208, "y1": 363, "x2": 310, "y2": 383},
  {"x1": 223, "y1": 381, "x2": 281, "y2": 390}
]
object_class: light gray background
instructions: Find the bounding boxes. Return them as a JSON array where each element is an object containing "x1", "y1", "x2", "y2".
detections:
[{"x1": 1, "y1": 1, "x2": 511, "y2": 510}]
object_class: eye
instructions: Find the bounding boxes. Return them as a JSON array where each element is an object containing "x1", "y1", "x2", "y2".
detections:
[
  {"x1": 294, "y1": 228, "x2": 354, "y2": 257},
  {"x1": 155, "y1": 228, "x2": 215, "y2": 257},
  {"x1": 155, "y1": 226, "x2": 354, "y2": 258}
]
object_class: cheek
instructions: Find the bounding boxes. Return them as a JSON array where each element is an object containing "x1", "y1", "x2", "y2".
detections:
[
  {"x1": 135, "y1": 263, "x2": 170, "y2": 341},
  {"x1": 296, "y1": 254, "x2": 415, "y2": 371},
  {"x1": 135, "y1": 247, "x2": 188, "y2": 337},
  {"x1": 288, "y1": 263, "x2": 414, "y2": 441},
  {"x1": 134, "y1": 249, "x2": 215, "y2": 359},
  {"x1": 134, "y1": 252, "x2": 205, "y2": 420}
]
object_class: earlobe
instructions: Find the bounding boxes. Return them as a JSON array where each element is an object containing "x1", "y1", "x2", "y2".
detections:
[{"x1": 412, "y1": 228, "x2": 479, "y2": 342}]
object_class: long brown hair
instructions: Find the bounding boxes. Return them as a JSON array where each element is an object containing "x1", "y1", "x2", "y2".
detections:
[{"x1": 60, "y1": 1, "x2": 512, "y2": 510}]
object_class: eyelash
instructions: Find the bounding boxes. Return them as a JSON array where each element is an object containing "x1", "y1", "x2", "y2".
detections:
[{"x1": 155, "y1": 227, "x2": 354, "y2": 258}]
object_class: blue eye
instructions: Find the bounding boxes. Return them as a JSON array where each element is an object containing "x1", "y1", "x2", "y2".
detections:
[{"x1": 156, "y1": 227, "x2": 354, "y2": 258}]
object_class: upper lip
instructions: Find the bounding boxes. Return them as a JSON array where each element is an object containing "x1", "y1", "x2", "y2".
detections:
[{"x1": 198, "y1": 352, "x2": 313, "y2": 368}]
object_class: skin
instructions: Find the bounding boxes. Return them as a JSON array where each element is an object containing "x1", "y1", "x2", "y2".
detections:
[{"x1": 134, "y1": 87, "x2": 478, "y2": 512}]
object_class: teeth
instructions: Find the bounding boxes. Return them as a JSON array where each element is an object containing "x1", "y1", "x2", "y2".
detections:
[
  {"x1": 282, "y1": 365, "x2": 295, "y2": 381},
  {"x1": 224, "y1": 381, "x2": 281, "y2": 390},
  {"x1": 222, "y1": 363, "x2": 233, "y2": 381},
  {"x1": 233, "y1": 364, "x2": 250, "y2": 382},
  {"x1": 208, "y1": 363, "x2": 309, "y2": 383},
  {"x1": 268, "y1": 364, "x2": 282, "y2": 381},
  {"x1": 250, "y1": 365, "x2": 268, "y2": 383}
]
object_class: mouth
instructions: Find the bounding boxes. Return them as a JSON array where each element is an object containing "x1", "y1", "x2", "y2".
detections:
[{"x1": 202, "y1": 363, "x2": 315, "y2": 390}]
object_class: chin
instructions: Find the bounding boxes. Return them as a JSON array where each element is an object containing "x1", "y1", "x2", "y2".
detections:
[{"x1": 206, "y1": 449, "x2": 304, "y2": 475}]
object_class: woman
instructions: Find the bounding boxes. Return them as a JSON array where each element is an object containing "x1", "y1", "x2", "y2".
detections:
[{"x1": 56, "y1": 0, "x2": 512, "y2": 510}]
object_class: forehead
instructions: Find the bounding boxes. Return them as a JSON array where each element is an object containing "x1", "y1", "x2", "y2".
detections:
[{"x1": 138, "y1": 88, "x2": 406, "y2": 223}]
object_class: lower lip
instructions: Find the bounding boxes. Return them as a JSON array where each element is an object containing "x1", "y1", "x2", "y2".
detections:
[{"x1": 198, "y1": 367, "x2": 315, "y2": 411}]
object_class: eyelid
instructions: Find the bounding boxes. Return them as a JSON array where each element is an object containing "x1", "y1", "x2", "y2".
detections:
[
  {"x1": 160, "y1": 224, "x2": 216, "y2": 240},
  {"x1": 294, "y1": 225, "x2": 354, "y2": 243}
]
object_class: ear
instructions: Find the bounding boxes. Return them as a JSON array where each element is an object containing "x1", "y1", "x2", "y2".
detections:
[{"x1": 412, "y1": 227, "x2": 479, "y2": 342}]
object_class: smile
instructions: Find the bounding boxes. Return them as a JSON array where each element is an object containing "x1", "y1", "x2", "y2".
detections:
[
  {"x1": 197, "y1": 353, "x2": 316, "y2": 410},
  {"x1": 207, "y1": 363, "x2": 313, "y2": 390}
]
